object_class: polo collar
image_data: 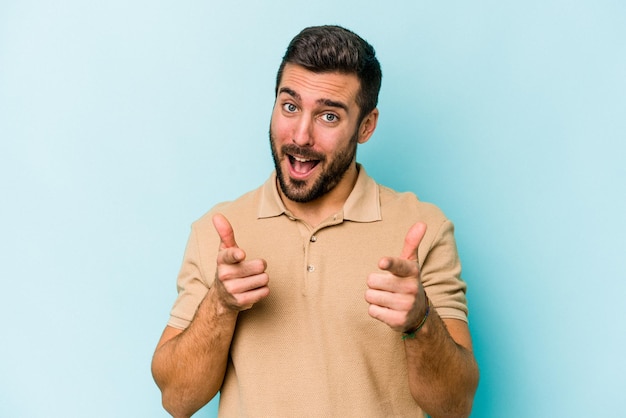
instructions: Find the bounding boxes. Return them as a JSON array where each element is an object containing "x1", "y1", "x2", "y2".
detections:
[{"x1": 257, "y1": 164, "x2": 381, "y2": 223}]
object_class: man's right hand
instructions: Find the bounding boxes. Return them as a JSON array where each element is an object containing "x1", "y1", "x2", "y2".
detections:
[{"x1": 212, "y1": 213, "x2": 270, "y2": 311}]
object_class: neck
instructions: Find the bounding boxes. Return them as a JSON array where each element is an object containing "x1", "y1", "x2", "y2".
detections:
[{"x1": 280, "y1": 163, "x2": 359, "y2": 227}]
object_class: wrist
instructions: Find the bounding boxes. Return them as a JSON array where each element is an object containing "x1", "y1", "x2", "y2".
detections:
[
  {"x1": 206, "y1": 286, "x2": 240, "y2": 319},
  {"x1": 402, "y1": 293, "x2": 431, "y2": 340}
]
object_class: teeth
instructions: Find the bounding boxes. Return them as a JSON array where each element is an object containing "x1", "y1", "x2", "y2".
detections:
[{"x1": 294, "y1": 156, "x2": 311, "y2": 162}]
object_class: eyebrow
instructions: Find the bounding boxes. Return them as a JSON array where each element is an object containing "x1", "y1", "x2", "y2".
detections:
[{"x1": 278, "y1": 87, "x2": 349, "y2": 113}]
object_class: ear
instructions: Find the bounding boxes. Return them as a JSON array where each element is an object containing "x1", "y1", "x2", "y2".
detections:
[{"x1": 357, "y1": 108, "x2": 379, "y2": 144}]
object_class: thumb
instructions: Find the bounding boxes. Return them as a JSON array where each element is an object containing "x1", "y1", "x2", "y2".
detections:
[
  {"x1": 212, "y1": 213, "x2": 239, "y2": 249},
  {"x1": 400, "y1": 222, "x2": 427, "y2": 261}
]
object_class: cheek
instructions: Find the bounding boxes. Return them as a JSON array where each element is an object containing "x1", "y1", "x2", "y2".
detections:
[
  {"x1": 270, "y1": 116, "x2": 292, "y2": 143},
  {"x1": 317, "y1": 129, "x2": 352, "y2": 151}
]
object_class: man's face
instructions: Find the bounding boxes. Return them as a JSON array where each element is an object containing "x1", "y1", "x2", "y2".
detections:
[{"x1": 270, "y1": 63, "x2": 365, "y2": 203}]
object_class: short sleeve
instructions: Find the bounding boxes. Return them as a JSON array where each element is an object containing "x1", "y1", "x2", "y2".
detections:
[
  {"x1": 420, "y1": 219, "x2": 468, "y2": 322},
  {"x1": 167, "y1": 219, "x2": 218, "y2": 329}
]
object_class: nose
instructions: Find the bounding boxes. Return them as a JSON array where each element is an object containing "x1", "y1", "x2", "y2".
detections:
[{"x1": 292, "y1": 116, "x2": 314, "y2": 147}]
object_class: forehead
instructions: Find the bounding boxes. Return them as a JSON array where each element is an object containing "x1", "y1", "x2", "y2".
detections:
[{"x1": 278, "y1": 63, "x2": 361, "y2": 107}]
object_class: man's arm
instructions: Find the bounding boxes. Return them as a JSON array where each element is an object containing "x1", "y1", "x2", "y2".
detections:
[
  {"x1": 365, "y1": 222, "x2": 479, "y2": 418},
  {"x1": 152, "y1": 292, "x2": 238, "y2": 418},
  {"x1": 404, "y1": 313, "x2": 478, "y2": 417},
  {"x1": 151, "y1": 214, "x2": 270, "y2": 418}
]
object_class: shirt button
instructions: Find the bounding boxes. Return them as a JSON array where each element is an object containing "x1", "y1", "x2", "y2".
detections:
[
  {"x1": 310, "y1": 235, "x2": 317, "y2": 242},
  {"x1": 307, "y1": 265, "x2": 315, "y2": 272}
]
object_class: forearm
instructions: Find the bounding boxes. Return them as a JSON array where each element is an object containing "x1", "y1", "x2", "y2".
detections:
[
  {"x1": 152, "y1": 288, "x2": 238, "y2": 418},
  {"x1": 404, "y1": 311, "x2": 479, "y2": 418}
]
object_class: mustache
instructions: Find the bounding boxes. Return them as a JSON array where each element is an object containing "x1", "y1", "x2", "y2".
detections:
[{"x1": 281, "y1": 144, "x2": 326, "y2": 161}]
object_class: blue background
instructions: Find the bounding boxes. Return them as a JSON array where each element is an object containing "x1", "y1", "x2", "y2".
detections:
[{"x1": 1, "y1": 1, "x2": 624, "y2": 416}]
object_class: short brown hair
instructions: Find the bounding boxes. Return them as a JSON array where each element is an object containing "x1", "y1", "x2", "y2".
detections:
[{"x1": 275, "y1": 25, "x2": 382, "y2": 121}]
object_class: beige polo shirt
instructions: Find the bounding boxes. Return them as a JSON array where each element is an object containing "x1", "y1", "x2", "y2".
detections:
[{"x1": 169, "y1": 165, "x2": 468, "y2": 417}]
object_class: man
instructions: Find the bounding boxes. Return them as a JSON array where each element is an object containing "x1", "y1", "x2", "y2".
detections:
[{"x1": 152, "y1": 25, "x2": 479, "y2": 417}]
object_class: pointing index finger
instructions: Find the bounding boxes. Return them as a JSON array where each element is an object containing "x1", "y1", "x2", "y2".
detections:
[
  {"x1": 378, "y1": 222, "x2": 427, "y2": 277},
  {"x1": 378, "y1": 256, "x2": 418, "y2": 278}
]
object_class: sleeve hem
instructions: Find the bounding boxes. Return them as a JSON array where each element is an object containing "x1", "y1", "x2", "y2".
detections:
[
  {"x1": 167, "y1": 315, "x2": 191, "y2": 330},
  {"x1": 435, "y1": 307, "x2": 468, "y2": 323}
]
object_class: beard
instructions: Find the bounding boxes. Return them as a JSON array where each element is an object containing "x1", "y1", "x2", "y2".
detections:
[{"x1": 269, "y1": 129, "x2": 359, "y2": 203}]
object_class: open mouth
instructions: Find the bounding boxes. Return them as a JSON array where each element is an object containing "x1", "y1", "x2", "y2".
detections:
[{"x1": 288, "y1": 154, "x2": 320, "y2": 176}]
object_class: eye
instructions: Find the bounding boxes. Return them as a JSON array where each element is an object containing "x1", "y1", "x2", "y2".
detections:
[
  {"x1": 283, "y1": 103, "x2": 298, "y2": 113},
  {"x1": 321, "y1": 113, "x2": 338, "y2": 123}
]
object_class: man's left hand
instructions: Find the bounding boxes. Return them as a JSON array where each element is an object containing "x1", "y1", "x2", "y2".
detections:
[{"x1": 365, "y1": 222, "x2": 429, "y2": 333}]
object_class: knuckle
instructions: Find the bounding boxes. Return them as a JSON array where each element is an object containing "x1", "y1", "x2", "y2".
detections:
[
  {"x1": 396, "y1": 312, "x2": 410, "y2": 328},
  {"x1": 217, "y1": 267, "x2": 237, "y2": 281},
  {"x1": 404, "y1": 280, "x2": 419, "y2": 295},
  {"x1": 395, "y1": 296, "x2": 412, "y2": 312},
  {"x1": 220, "y1": 279, "x2": 239, "y2": 295}
]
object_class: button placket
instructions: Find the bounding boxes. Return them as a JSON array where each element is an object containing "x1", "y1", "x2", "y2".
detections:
[
  {"x1": 303, "y1": 229, "x2": 322, "y2": 295},
  {"x1": 307, "y1": 236, "x2": 315, "y2": 272}
]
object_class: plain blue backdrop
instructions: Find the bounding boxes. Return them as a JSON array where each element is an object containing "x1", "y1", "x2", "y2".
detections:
[{"x1": 1, "y1": 1, "x2": 624, "y2": 416}]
